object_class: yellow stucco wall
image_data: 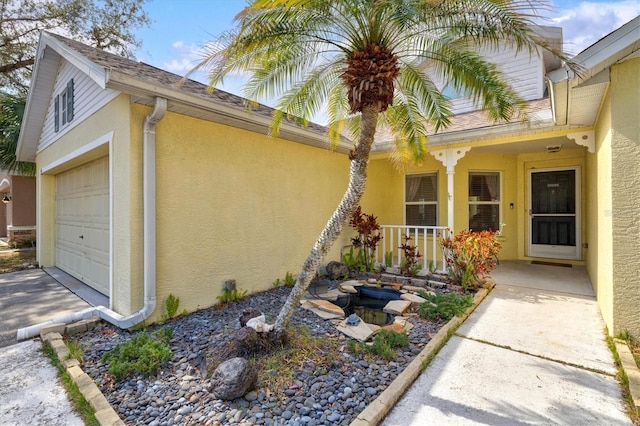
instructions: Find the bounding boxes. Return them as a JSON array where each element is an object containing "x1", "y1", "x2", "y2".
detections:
[
  {"x1": 579, "y1": 58, "x2": 640, "y2": 338},
  {"x1": 609, "y1": 58, "x2": 640, "y2": 337},
  {"x1": 149, "y1": 107, "x2": 352, "y2": 318},
  {"x1": 589, "y1": 89, "x2": 614, "y2": 331}
]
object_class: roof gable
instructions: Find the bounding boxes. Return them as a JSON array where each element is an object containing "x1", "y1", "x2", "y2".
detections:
[{"x1": 17, "y1": 32, "x2": 338, "y2": 163}]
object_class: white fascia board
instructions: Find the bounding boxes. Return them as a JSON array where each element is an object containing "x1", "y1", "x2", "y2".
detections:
[
  {"x1": 105, "y1": 70, "x2": 352, "y2": 154},
  {"x1": 16, "y1": 33, "x2": 57, "y2": 162},
  {"x1": 40, "y1": 32, "x2": 108, "y2": 89},
  {"x1": 571, "y1": 16, "x2": 640, "y2": 86}
]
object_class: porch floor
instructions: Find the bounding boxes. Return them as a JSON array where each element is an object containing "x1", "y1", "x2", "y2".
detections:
[{"x1": 489, "y1": 259, "x2": 594, "y2": 296}]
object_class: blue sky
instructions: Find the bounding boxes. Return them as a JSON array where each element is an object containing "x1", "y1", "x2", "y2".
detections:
[{"x1": 134, "y1": 0, "x2": 639, "y2": 96}]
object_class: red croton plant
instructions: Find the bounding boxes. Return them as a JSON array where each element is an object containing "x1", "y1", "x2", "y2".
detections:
[{"x1": 441, "y1": 229, "x2": 502, "y2": 290}]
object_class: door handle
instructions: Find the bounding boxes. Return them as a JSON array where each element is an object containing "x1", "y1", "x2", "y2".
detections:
[{"x1": 79, "y1": 235, "x2": 84, "y2": 239}]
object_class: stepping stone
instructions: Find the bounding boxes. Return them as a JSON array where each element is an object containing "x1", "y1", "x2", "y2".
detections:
[
  {"x1": 339, "y1": 284, "x2": 358, "y2": 294},
  {"x1": 366, "y1": 323, "x2": 381, "y2": 333},
  {"x1": 305, "y1": 299, "x2": 346, "y2": 318},
  {"x1": 383, "y1": 300, "x2": 412, "y2": 315},
  {"x1": 341, "y1": 280, "x2": 364, "y2": 287},
  {"x1": 300, "y1": 301, "x2": 344, "y2": 320},
  {"x1": 391, "y1": 316, "x2": 414, "y2": 332},
  {"x1": 401, "y1": 293, "x2": 427, "y2": 304},
  {"x1": 336, "y1": 318, "x2": 375, "y2": 342},
  {"x1": 387, "y1": 282, "x2": 403, "y2": 290},
  {"x1": 382, "y1": 321, "x2": 406, "y2": 334}
]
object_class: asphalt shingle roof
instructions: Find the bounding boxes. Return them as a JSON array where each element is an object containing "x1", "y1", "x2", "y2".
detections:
[{"x1": 48, "y1": 32, "x2": 552, "y2": 147}]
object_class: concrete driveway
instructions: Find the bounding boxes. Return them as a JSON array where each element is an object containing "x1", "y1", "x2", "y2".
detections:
[
  {"x1": 382, "y1": 261, "x2": 631, "y2": 425},
  {"x1": 0, "y1": 269, "x2": 91, "y2": 347}
]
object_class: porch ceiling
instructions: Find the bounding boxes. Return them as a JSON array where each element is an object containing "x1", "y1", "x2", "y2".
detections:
[{"x1": 469, "y1": 135, "x2": 583, "y2": 155}]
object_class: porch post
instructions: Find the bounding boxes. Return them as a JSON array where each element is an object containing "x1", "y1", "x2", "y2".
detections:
[{"x1": 430, "y1": 147, "x2": 471, "y2": 230}]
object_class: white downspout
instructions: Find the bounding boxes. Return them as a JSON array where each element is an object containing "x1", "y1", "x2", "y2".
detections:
[{"x1": 17, "y1": 97, "x2": 167, "y2": 340}]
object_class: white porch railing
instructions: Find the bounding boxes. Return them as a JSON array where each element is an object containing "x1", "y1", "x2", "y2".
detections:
[{"x1": 376, "y1": 225, "x2": 450, "y2": 273}]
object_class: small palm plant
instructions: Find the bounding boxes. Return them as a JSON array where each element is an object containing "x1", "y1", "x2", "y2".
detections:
[{"x1": 196, "y1": 0, "x2": 572, "y2": 333}]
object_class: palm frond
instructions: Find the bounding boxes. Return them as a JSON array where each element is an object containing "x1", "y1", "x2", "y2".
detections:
[{"x1": 193, "y1": 0, "x2": 571, "y2": 165}]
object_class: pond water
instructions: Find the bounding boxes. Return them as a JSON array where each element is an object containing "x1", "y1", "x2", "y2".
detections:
[{"x1": 342, "y1": 286, "x2": 402, "y2": 327}]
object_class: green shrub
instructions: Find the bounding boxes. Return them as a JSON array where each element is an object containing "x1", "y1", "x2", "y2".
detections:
[
  {"x1": 161, "y1": 293, "x2": 180, "y2": 323},
  {"x1": 283, "y1": 271, "x2": 296, "y2": 287},
  {"x1": 384, "y1": 251, "x2": 393, "y2": 268},
  {"x1": 101, "y1": 328, "x2": 173, "y2": 381},
  {"x1": 216, "y1": 287, "x2": 248, "y2": 303},
  {"x1": 349, "y1": 329, "x2": 409, "y2": 361},
  {"x1": 418, "y1": 291, "x2": 473, "y2": 321}
]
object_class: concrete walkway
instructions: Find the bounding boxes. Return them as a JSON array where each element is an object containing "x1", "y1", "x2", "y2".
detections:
[{"x1": 382, "y1": 261, "x2": 631, "y2": 425}]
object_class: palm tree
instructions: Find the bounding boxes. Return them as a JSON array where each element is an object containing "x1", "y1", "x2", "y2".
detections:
[
  {"x1": 199, "y1": 0, "x2": 569, "y2": 333},
  {"x1": 0, "y1": 92, "x2": 35, "y2": 175}
]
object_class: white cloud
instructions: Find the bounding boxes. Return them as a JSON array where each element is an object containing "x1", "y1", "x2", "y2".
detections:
[{"x1": 551, "y1": 1, "x2": 640, "y2": 54}]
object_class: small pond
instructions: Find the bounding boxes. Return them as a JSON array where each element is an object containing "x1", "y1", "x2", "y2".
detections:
[{"x1": 340, "y1": 286, "x2": 402, "y2": 327}]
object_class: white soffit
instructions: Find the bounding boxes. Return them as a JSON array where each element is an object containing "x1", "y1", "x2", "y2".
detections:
[{"x1": 569, "y1": 84, "x2": 608, "y2": 127}]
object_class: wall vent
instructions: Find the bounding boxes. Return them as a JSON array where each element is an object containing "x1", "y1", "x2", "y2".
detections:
[{"x1": 546, "y1": 144, "x2": 562, "y2": 153}]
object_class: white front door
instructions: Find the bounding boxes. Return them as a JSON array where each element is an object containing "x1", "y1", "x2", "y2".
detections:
[
  {"x1": 528, "y1": 167, "x2": 581, "y2": 260},
  {"x1": 56, "y1": 156, "x2": 110, "y2": 295}
]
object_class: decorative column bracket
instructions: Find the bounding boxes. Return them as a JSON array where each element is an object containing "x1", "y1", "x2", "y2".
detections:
[
  {"x1": 429, "y1": 147, "x2": 471, "y2": 230},
  {"x1": 430, "y1": 147, "x2": 472, "y2": 173},
  {"x1": 567, "y1": 131, "x2": 595, "y2": 153}
]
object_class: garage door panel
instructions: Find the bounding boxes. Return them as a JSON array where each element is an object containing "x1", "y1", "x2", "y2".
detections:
[{"x1": 56, "y1": 156, "x2": 110, "y2": 296}]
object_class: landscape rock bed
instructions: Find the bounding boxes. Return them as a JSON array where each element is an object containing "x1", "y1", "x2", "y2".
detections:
[{"x1": 71, "y1": 276, "x2": 461, "y2": 426}]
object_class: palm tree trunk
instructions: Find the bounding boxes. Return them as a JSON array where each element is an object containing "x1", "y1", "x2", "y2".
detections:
[{"x1": 274, "y1": 105, "x2": 379, "y2": 332}]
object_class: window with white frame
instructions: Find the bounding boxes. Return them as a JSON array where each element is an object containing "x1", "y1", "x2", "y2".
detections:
[
  {"x1": 405, "y1": 173, "x2": 438, "y2": 226},
  {"x1": 54, "y1": 79, "x2": 74, "y2": 132},
  {"x1": 468, "y1": 171, "x2": 501, "y2": 231}
]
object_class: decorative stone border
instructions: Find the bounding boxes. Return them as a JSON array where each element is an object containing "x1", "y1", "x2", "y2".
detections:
[
  {"x1": 614, "y1": 339, "x2": 640, "y2": 414},
  {"x1": 350, "y1": 282, "x2": 495, "y2": 426},
  {"x1": 40, "y1": 319, "x2": 126, "y2": 426}
]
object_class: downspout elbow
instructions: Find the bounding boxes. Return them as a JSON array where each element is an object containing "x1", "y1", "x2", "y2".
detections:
[{"x1": 546, "y1": 65, "x2": 572, "y2": 126}]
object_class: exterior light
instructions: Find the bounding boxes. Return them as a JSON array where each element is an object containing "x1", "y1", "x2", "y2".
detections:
[{"x1": 2, "y1": 195, "x2": 10, "y2": 204}]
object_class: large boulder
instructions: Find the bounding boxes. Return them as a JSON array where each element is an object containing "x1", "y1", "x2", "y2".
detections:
[
  {"x1": 210, "y1": 357, "x2": 256, "y2": 400},
  {"x1": 326, "y1": 261, "x2": 349, "y2": 280}
]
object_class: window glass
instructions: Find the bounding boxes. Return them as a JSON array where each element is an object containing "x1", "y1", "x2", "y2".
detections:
[
  {"x1": 406, "y1": 173, "x2": 438, "y2": 226},
  {"x1": 468, "y1": 172, "x2": 500, "y2": 231}
]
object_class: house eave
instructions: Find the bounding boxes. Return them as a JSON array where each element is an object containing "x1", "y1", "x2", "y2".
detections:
[
  {"x1": 546, "y1": 16, "x2": 640, "y2": 128},
  {"x1": 105, "y1": 70, "x2": 352, "y2": 154}
]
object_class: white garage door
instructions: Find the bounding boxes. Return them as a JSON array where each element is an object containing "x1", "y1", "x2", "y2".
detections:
[{"x1": 56, "y1": 156, "x2": 110, "y2": 296}]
